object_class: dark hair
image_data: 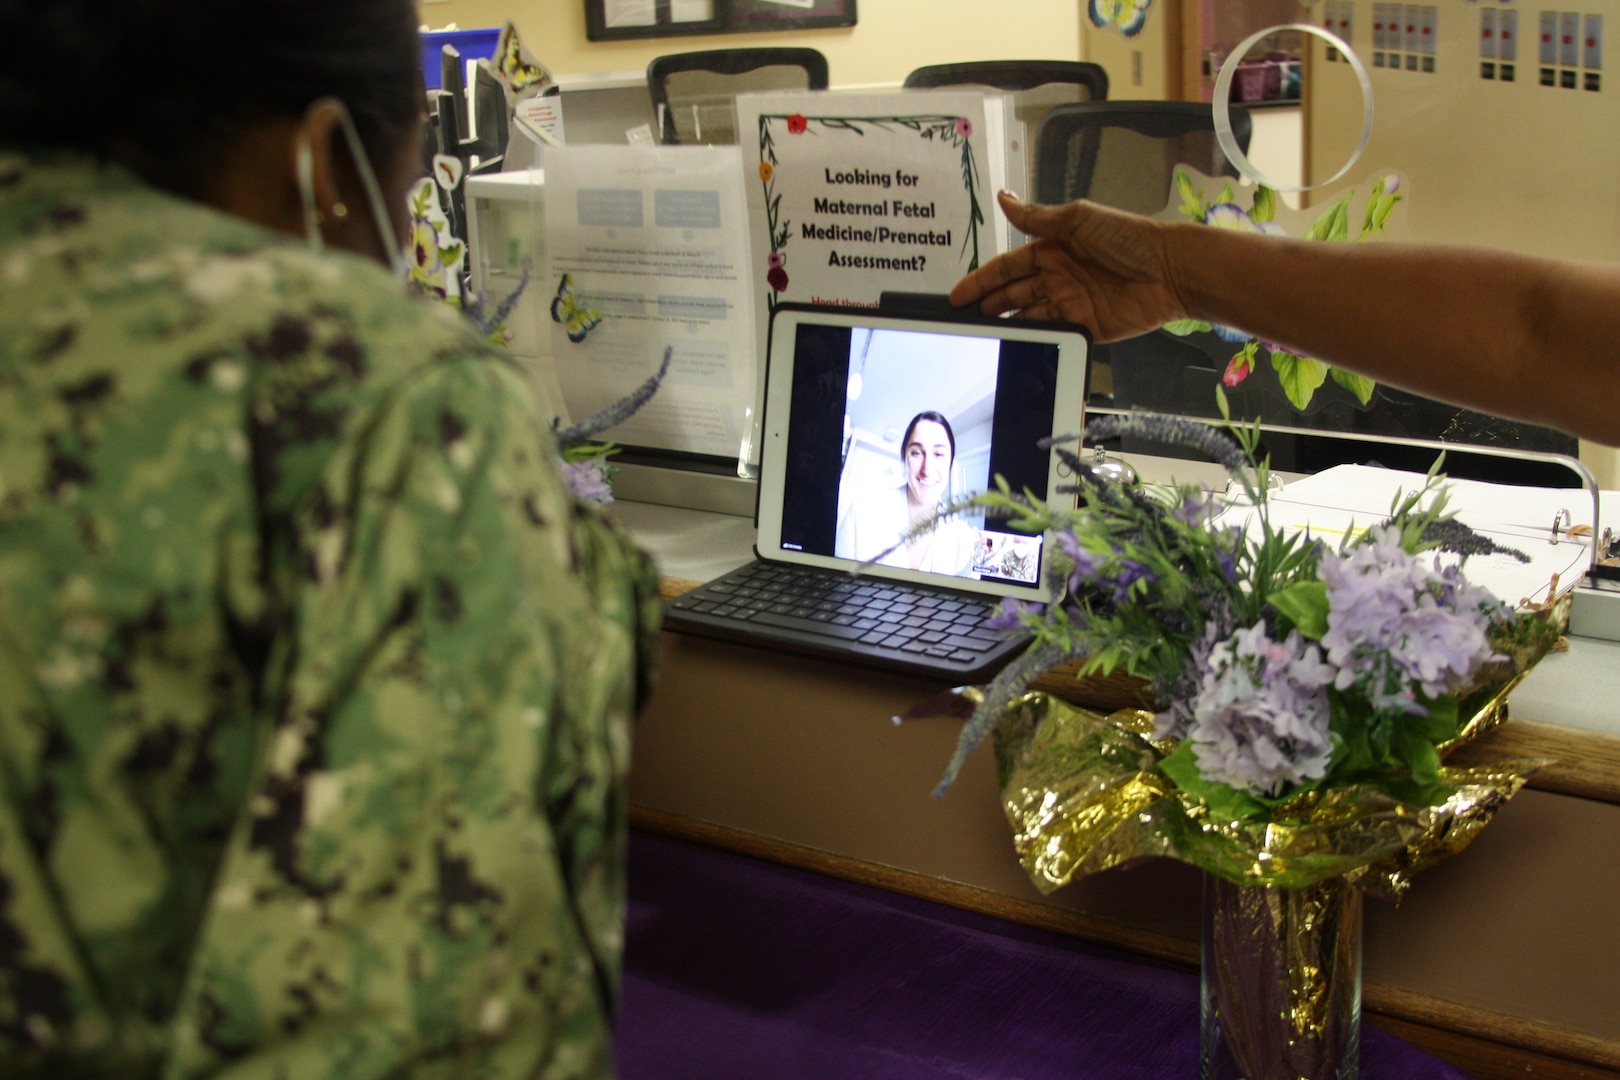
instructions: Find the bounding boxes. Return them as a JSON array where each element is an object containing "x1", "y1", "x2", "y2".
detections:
[
  {"x1": 0, "y1": 0, "x2": 421, "y2": 192},
  {"x1": 901, "y1": 411, "x2": 955, "y2": 463}
]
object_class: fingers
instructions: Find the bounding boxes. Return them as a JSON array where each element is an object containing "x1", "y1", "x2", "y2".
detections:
[
  {"x1": 949, "y1": 243, "x2": 1040, "y2": 307},
  {"x1": 998, "y1": 190, "x2": 1077, "y2": 241}
]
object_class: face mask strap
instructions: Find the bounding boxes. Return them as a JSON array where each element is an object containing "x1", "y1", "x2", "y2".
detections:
[
  {"x1": 303, "y1": 97, "x2": 409, "y2": 277},
  {"x1": 295, "y1": 133, "x2": 325, "y2": 254}
]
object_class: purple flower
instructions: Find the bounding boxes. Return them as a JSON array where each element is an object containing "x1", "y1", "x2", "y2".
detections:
[
  {"x1": 767, "y1": 251, "x2": 784, "y2": 270},
  {"x1": 1172, "y1": 492, "x2": 1213, "y2": 527},
  {"x1": 955, "y1": 117, "x2": 973, "y2": 138},
  {"x1": 1164, "y1": 622, "x2": 1336, "y2": 796},
  {"x1": 1317, "y1": 526, "x2": 1504, "y2": 712},
  {"x1": 1056, "y1": 530, "x2": 1107, "y2": 593},
  {"x1": 766, "y1": 266, "x2": 789, "y2": 292},
  {"x1": 986, "y1": 596, "x2": 1044, "y2": 633},
  {"x1": 1107, "y1": 559, "x2": 1157, "y2": 604},
  {"x1": 563, "y1": 458, "x2": 614, "y2": 505}
]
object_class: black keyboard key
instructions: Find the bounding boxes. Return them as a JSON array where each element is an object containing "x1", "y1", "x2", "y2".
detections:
[
  {"x1": 943, "y1": 635, "x2": 990, "y2": 653},
  {"x1": 918, "y1": 631, "x2": 947, "y2": 644},
  {"x1": 924, "y1": 619, "x2": 953, "y2": 633},
  {"x1": 950, "y1": 650, "x2": 981, "y2": 663},
  {"x1": 753, "y1": 612, "x2": 867, "y2": 641},
  {"x1": 881, "y1": 634, "x2": 910, "y2": 648},
  {"x1": 859, "y1": 630, "x2": 890, "y2": 644},
  {"x1": 852, "y1": 619, "x2": 879, "y2": 631},
  {"x1": 925, "y1": 645, "x2": 954, "y2": 658},
  {"x1": 901, "y1": 641, "x2": 932, "y2": 654}
]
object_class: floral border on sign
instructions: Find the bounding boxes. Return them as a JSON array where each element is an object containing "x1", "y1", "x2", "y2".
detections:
[
  {"x1": 1162, "y1": 169, "x2": 1403, "y2": 412},
  {"x1": 755, "y1": 112, "x2": 984, "y2": 314}
]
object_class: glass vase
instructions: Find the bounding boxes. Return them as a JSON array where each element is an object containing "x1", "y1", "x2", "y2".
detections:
[{"x1": 1200, "y1": 874, "x2": 1363, "y2": 1080}]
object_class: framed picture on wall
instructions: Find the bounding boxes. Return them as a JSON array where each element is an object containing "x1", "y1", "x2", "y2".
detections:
[
  {"x1": 585, "y1": 0, "x2": 855, "y2": 41},
  {"x1": 725, "y1": 0, "x2": 855, "y2": 32}
]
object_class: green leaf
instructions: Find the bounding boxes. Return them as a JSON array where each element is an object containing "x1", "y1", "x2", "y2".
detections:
[
  {"x1": 1217, "y1": 181, "x2": 1235, "y2": 206},
  {"x1": 1392, "y1": 725, "x2": 1443, "y2": 789},
  {"x1": 1360, "y1": 181, "x2": 1382, "y2": 234},
  {"x1": 1414, "y1": 695, "x2": 1461, "y2": 743},
  {"x1": 1368, "y1": 192, "x2": 1401, "y2": 236},
  {"x1": 1304, "y1": 192, "x2": 1353, "y2": 242},
  {"x1": 1161, "y1": 318, "x2": 1212, "y2": 336},
  {"x1": 1215, "y1": 383, "x2": 1232, "y2": 422},
  {"x1": 1175, "y1": 169, "x2": 1205, "y2": 221},
  {"x1": 1269, "y1": 580, "x2": 1329, "y2": 639},
  {"x1": 1159, "y1": 743, "x2": 1266, "y2": 822},
  {"x1": 1270, "y1": 352, "x2": 1330, "y2": 410},
  {"x1": 1328, "y1": 367, "x2": 1377, "y2": 405},
  {"x1": 1251, "y1": 185, "x2": 1277, "y2": 223}
]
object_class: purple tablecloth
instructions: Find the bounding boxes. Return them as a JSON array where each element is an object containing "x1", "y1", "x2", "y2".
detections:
[{"x1": 618, "y1": 832, "x2": 1475, "y2": 1080}]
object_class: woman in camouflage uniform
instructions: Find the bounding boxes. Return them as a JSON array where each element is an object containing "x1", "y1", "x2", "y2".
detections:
[{"x1": 0, "y1": 2, "x2": 660, "y2": 1076}]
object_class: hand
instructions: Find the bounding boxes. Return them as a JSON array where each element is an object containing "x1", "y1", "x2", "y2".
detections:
[{"x1": 949, "y1": 192, "x2": 1189, "y2": 343}]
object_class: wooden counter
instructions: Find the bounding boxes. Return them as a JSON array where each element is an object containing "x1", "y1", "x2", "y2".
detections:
[{"x1": 626, "y1": 505, "x2": 1620, "y2": 1079}]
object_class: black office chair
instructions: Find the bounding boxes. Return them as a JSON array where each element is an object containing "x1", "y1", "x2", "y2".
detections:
[
  {"x1": 903, "y1": 60, "x2": 1108, "y2": 143},
  {"x1": 1033, "y1": 100, "x2": 1251, "y2": 213},
  {"x1": 647, "y1": 48, "x2": 829, "y2": 145}
]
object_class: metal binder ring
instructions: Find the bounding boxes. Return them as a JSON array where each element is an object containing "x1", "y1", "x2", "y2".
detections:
[{"x1": 1212, "y1": 23, "x2": 1375, "y2": 194}]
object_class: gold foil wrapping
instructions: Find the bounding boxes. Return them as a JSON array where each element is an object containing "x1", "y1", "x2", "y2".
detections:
[{"x1": 987, "y1": 602, "x2": 1565, "y2": 897}]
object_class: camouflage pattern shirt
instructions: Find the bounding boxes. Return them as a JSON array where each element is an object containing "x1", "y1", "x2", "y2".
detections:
[{"x1": 0, "y1": 154, "x2": 660, "y2": 1079}]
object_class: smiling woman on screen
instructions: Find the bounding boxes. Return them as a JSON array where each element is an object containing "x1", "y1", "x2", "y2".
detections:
[{"x1": 837, "y1": 410, "x2": 980, "y2": 575}]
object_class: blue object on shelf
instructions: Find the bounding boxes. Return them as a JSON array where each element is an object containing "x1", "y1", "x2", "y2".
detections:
[{"x1": 421, "y1": 28, "x2": 501, "y2": 90}]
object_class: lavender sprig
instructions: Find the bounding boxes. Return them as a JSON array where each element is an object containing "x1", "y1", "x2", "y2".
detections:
[
  {"x1": 471, "y1": 267, "x2": 531, "y2": 338},
  {"x1": 555, "y1": 345, "x2": 672, "y2": 450},
  {"x1": 1046, "y1": 414, "x2": 1249, "y2": 475},
  {"x1": 933, "y1": 640, "x2": 1074, "y2": 797},
  {"x1": 1413, "y1": 518, "x2": 1531, "y2": 564}
]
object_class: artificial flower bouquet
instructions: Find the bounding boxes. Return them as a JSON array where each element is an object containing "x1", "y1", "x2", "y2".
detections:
[{"x1": 907, "y1": 402, "x2": 1565, "y2": 1079}]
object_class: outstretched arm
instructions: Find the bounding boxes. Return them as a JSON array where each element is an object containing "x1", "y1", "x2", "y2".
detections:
[{"x1": 951, "y1": 191, "x2": 1620, "y2": 446}]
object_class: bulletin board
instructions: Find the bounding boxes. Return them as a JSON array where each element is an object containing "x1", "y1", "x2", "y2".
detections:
[{"x1": 585, "y1": 0, "x2": 855, "y2": 42}]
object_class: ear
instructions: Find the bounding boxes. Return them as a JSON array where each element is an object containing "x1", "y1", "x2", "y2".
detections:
[{"x1": 291, "y1": 100, "x2": 350, "y2": 248}]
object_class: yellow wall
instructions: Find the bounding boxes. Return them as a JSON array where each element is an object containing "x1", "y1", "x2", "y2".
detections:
[
  {"x1": 418, "y1": 0, "x2": 1084, "y2": 86},
  {"x1": 1080, "y1": 0, "x2": 1180, "y2": 100},
  {"x1": 1304, "y1": 0, "x2": 1620, "y2": 471},
  {"x1": 1306, "y1": 0, "x2": 1620, "y2": 260}
]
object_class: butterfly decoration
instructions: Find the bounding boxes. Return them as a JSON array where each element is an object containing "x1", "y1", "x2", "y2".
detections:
[
  {"x1": 494, "y1": 21, "x2": 555, "y2": 99},
  {"x1": 1089, "y1": 0, "x2": 1152, "y2": 37},
  {"x1": 551, "y1": 274, "x2": 603, "y2": 343}
]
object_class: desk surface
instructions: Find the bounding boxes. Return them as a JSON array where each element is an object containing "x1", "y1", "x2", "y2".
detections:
[{"x1": 613, "y1": 498, "x2": 1620, "y2": 1068}]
